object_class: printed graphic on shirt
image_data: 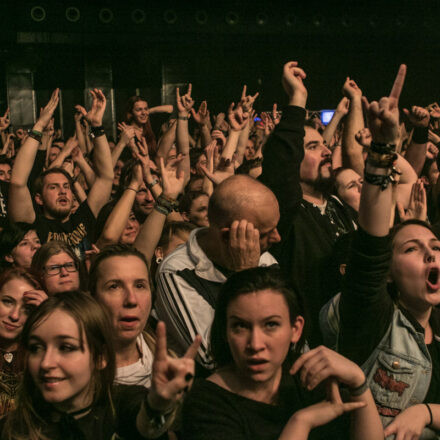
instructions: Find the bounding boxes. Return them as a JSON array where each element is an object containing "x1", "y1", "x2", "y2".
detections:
[
  {"x1": 375, "y1": 401, "x2": 401, "y2": 417},
  {"x1": 373, "y1": 367, "x2": 410, "y2": 396}
]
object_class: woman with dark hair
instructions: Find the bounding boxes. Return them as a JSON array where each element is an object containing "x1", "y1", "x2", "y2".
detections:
[
  {"x1": 0, "y1": 268, "x2": 45, "y2": 417},
  {"x1": 183, "y1": 266, "x2": 382, "y2": 440},
  {"x1": 30, "y1": 241, "x2": 85, "y2": 295},
  {"x1": 0, "y1": 291, "x2": 198, "y2": 440},
  {"x1": 0, "y1": 223, "x2": 41, "y2": 271}
]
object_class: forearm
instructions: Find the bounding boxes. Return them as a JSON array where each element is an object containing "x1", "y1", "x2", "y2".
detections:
[
  {"x1": 199, "y1": 124, "x2": 212, "y2": 148},
  {"x1": 136, "y1": 398, "x2": 176, "y2": 439},
  {"x1": 427, "y1": 404, "x2": 440, "y2": 430},
  {"x1": 73, "y1": 181, "x2": 87, "y2": 203},
  {"x1": 148, "y1": 105, "x2": 173, "y2": 115},
  {"x1": 92, "y1": 135, "x2": 114, "y2": 180},
  {"x1": 221, "y1": 130, "x2": 240, "y2": 161},
  {"x1": 404, "y1": 141, "x2": 427, "y2": 176},
  {"x1": 235, "y1": 122, "x2": 251, "y2": 166},
  {"x1": 342, "y1": 97, "x2": 365, "y2": 176},
  {"x1": 322, "y1": 111, "x2": 344, "y2": 146},
  {"x1": 134, "y1": 208, "x2": 166, "y2": 265},
  {"x1": 97, "y1": 188, "x2": 136, "y2": 246},
  {"x1": 75, "y1": 157, "x2": 96, "y2": 188},
  {"x1": 10, "y1": 133, "x2": 40, "y2": 186},
  {"x1": 75, "y1": 121, "x2": 87, "y2": 154},
  {"x1": 156, "y1": 124, "x2": 177, "y2": 160},
  {"x1": 48, "y1": 149, "x2": 69, "y2": 169},
  {"x1": 349, "y1": 388, "x2": 383, "y2": 440},
  {"x1": 111, "y1": 140, "x2": 127, "y2": 167}
]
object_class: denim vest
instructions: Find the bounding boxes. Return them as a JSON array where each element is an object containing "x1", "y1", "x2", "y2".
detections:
[{"x1": 320, "y1": 295, "x2": 439, "y2": 439}]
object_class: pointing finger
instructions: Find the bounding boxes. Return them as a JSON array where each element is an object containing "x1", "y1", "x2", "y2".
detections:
[{"x1": 389, "y1": 64, "x2": 407, "y2": 102}]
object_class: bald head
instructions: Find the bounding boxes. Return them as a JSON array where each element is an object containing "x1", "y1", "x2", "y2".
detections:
[{"x1": 208, "y1": 175, "x2": 279, "y2": 228}]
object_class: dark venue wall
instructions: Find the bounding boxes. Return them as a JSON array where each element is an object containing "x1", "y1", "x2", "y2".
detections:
[{"x1": 0, "y1": 0, "x2": 437, "y2": 138}]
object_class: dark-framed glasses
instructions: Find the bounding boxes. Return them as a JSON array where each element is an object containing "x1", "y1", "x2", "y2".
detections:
[{"x1": 45, "y1": 262, "x2": 78, "y2": 276}]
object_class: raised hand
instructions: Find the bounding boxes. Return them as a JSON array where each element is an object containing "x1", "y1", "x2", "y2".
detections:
[
  {"x1": 191, "y1": 100, "x2": 210, "y2": 126},
  {"x1": 342, "y1": 77, "x2": 362, "y2": 99},
  {"x1": 362, "y1": 64, "x2": 406, "y2": 144},
  {"x1": 287, "y1": 380, "x2": 365, "y2": 433},
  {"x1": 23, "y1": 289, "x2": 48, "y2": 307},
  {"x1": 335, "y1": 97, "x2": 350, "y2": 116},
  {"x1": 240, "y1": 85, "x2": 259, "y2": 113},
  {"x1": 118, "y1": 122, "x2": 137, "y2": 146},
  {"x1": 0, "y1": 108, "x2": 10, "y2": 132},
  {"x1": 227, "y1": 103, "x2": 249, "y2": 131},
  {"x1": 35, "y1": 89, "x2": 60, "y2": 131},
  {"x1": 426, "y1": 142, "x2": 439, "y2": 160},
  {"x1": 85, "y1": 89, "x2": 106, "y2": 127},
  {"x1": 428, "y1": 102, "x2": 440, "y2": 119},
  {"x1": 211, "y1": 129, "x2": 227, "y2": 148},
  {"x1": 272, "y1": 103, "x2": 281, "y2": 125},
  {"x1": 148, "y1": 321, "x2": 200, "y2": 412},
  {"x1": 223, "y1": 220, "x2": 261, "y2": 271},
  {"x1": 282, "y1": 61, "x2": 307, "y2": 107},
  {"x1": 403, "y1": 105, "x2": 430, "y2": 128},
  {"x1": 159, "y1": 156, "x2": 185, "y2": 200},
  {"x1": 397, "y1": 179, "x2": 427, "y2": 221},
  {"x1": 355, "y1": 127, "x2": 372, "y2": 148},
  {"x1": 176, "y1": 83, "x2": 194, "y2": 116},
  {"x1": 290, "y1": 345, "x2": 365, "y2": 391}
]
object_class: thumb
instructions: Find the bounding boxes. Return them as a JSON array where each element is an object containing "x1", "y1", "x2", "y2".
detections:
[
  {"x1": 403, "y1": 108, "x2": 410, "y2": 118},
  {"x1": 383, "y1": 421, "x2": 398, "y2": 437}
]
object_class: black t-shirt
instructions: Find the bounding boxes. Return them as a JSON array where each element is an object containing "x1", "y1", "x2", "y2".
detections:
[
  {"x1": 182, "y1": 370, "x2": 348, "y2": 440},
  {"x1": 33, "y1": 200, "x2": 96, "y2": 259},
  {"x1": 0, "y1": 385, "x2": 164, "y2": 440},
  {"x1": 0, "y1": 180, "x2": 8, "y2": 229}
]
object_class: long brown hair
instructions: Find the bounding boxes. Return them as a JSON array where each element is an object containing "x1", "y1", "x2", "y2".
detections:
[
  {"x1": 125, "y1": 96, "x2": 157, "y2": 157},
  {"x1": 2, "y1": 291, "x2": 116, "y2": 440}
]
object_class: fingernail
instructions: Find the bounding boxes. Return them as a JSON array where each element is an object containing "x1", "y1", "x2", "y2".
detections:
[{"x1": 185, "y1": 373, "x2": 193, "y2": 382}]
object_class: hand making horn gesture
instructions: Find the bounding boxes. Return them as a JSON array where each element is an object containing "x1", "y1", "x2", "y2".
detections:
[{"x1": 147, "y1": 321, "x2": 201, "y2": 413}]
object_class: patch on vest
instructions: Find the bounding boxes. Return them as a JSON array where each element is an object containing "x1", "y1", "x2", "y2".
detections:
[
  {"x1": 373, "y1": 367, "x2": 410, "y2": 396},
  {"x1": 375, "y1": 402, "x2": 401, "y2": 417}
]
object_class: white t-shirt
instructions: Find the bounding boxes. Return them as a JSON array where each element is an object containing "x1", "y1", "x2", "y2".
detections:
[{"x1": 115, "y1": 334, "x2": 154, "y2": 388}]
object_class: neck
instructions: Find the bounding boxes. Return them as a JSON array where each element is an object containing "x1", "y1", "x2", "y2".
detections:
[
  {"x1": 300, "y1": 182, "x2": 326, "y2": 205},
  {"x1": 114, "y1": 339, "x2": 140, "y2": 367},
  {"x1": 43, "y1": 210, "x2": 70, "y2": 223},
  {"x1": 222, "y1": 366, "x2": 282, "y2": 404},
  {"x1": 197, "y1": 228, "x2": 229, "y2": 269},
  {"x1": 0, "y1": 338, "x2": 17, "y2": 353},
  {"x1": 131, "y1": 121, "x2": 143, "y2": 130}
]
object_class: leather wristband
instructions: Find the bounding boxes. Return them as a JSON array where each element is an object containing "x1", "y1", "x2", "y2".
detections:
[
  {"x1": 90, "y1": 125, "x2": 105, "y2": 139},
  {"x1": 178, "y1": 115, "x2": 189, "y2": 121},
  {"x1": 154, "y1": 203, "x2": 172, "y2": 216},
  {"x1": 29, "y1": 130, "x2": 43, "y2": 143},
  {"x1": 146, "y1": 178, "x2": 159, "y2": 190},
  {"x1": 348, "y1": 379, "x2": 369, "y2": 397}
]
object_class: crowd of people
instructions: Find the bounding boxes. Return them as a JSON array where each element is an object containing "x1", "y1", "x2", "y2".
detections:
[{"x1": 0, "y1": 59, "x2": 438, "y2": 439}]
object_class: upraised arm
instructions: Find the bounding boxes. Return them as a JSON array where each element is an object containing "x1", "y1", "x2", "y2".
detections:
[
  {"x1": 9, "y1": 89, "x2": 60, "y2": 223},
  {"x1": 341, "y1": 78, "x2": 365, "y2": 176},
  {"x1": 83, "y1": 89, "x2": 114, "y2": 217},
  {"x1": 322, "y1": 97, "x2": 349, "y2": 147}
]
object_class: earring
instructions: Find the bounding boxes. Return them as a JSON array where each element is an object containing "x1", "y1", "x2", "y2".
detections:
[{"x1": 156, "y1": 257, "x2": 163, "y2": 264}]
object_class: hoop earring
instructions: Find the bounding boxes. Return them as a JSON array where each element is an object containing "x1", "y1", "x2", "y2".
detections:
[{"x1": 156, "y1": 257, "x2": 163, "y2": 264}]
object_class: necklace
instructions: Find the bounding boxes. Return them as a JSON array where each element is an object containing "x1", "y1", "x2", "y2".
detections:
[{"x1": 0, "y1": 347, "x2": 14, "y2": 363}]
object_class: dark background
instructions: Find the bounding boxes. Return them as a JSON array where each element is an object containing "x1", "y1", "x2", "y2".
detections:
[{"x1": 0, "y1": 0, "x2": 438, "y2": 138}]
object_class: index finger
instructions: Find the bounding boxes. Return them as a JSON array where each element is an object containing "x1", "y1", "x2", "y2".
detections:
[
  {"x1": 183, "y1": 334, "x2": 201, "y2": 359},
  {"x1": 241, "y1": 85, "x2": 247, "y2": 99},
  {"x1": 187, "y1": 83, "x2": 192, "y2": 96},
  {"x1": 389, "y1": 64, "x2": 407, "y2": 102},
  {"x1": 154, "y1": 321, "x2": 168, "y2": 362}
]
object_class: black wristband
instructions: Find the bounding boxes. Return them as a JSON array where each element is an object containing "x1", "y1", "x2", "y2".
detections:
[
  {"x1": 425, "y1": 403, "x2": 433, "y2": 427},
  {"x1": 28, "y1": 130, "x2": 43, "y2": 143},
  {"x1": 348, "y1": 379, "x2": 369, "y2": 397},
  {"x1": 90, "y1": 125, "x2": 105, "y2": 138}
]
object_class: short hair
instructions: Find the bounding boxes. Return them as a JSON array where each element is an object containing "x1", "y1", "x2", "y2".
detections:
[
  {"x1": 157, "y1": 221, "x2": 197, "y2": 249},
  {"x1": 179, "y1": 190, "x2": 209, "y2": 215},
  {"x1": 32, "y1": 167, "x2": 73, "y2": 196},
  {"x1": 210, "y1": 266, "x2": 305, "y2": 367},
  {"x1": 0, "y1": 156, "x2": 12, "y2": 167},
  {"x1": 88, "y1": 243, "x2": 151, "y2": 297},
  {"x1": 31, "y1": 241, "x2": 85, "y2": 291},
  {"x1": 0, "y1": 223, "x2": 36, "y2": 268}
]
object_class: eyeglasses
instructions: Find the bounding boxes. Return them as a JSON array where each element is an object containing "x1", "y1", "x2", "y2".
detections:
[{"x1": 45, "y1": 262, "x2": 78, "y2": 276}]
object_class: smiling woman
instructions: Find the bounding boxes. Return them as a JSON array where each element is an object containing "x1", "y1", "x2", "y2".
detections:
[{"x1": 0, "y1": 268, "x2": 45, "y2": 418}]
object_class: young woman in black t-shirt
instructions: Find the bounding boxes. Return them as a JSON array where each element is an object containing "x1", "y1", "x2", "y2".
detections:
[{"x1": 183, "y1": 267, "x2": 382, "y2": 440}]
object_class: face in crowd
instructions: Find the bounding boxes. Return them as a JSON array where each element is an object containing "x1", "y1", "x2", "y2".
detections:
[
  {"x1": 300, "y1": 127, "x2": 332, "y2": 187},
  {"x1": 334, "y1": 168, "x2": 363, "y2": 212},
  {"x1": 130, "y1": 100, "x2": 149, "y2": 126},
  {"x1": 35, "y1": 172, "x2": 74, "y2": 220},
  {"x1": 5, "y1": 230, "x2": 41, "y2": 270},
  {"x1": 94, "y1": 254, "x2": 151, "y2": 348},
  {"x1": 391, "y1": 223, "x2": 440, "y2": 313},
  {"x1": 43, "y1": 251, "x2": 80, "y2": 295}
]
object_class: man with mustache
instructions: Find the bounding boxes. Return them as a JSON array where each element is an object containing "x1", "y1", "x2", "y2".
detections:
[{"x1": 260, "y1": 62, "x2": 357, "y2": 347}]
